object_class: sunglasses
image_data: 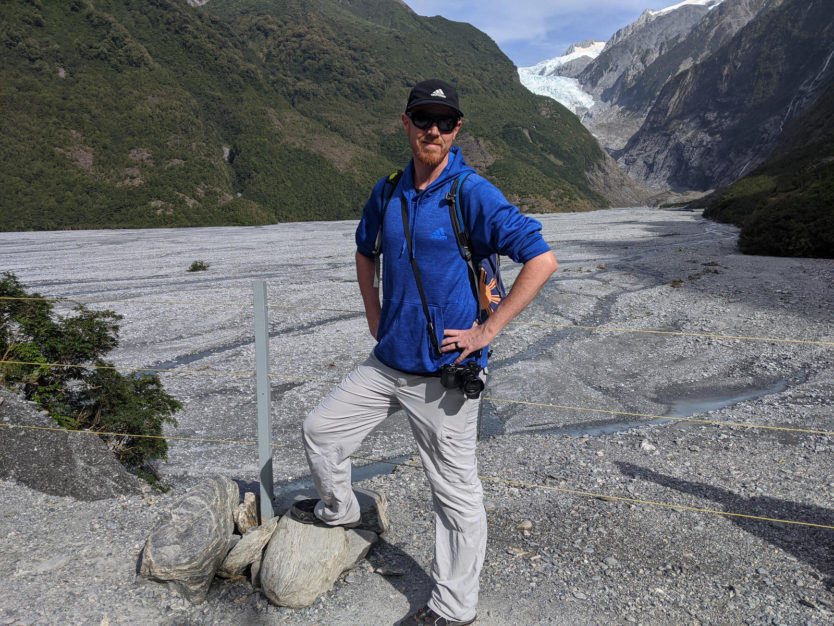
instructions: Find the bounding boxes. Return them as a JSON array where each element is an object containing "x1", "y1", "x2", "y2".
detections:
[{"x1": 408, "y1": 111, "x2": 460, "y2": 133}]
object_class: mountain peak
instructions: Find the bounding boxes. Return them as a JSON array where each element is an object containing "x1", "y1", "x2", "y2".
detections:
[
  {"x1": 648, "y1": 0, "x2": 725, "y2": 18},
  {"x1": 564, "y1": 39, "x2": 607, "y2": 57}
]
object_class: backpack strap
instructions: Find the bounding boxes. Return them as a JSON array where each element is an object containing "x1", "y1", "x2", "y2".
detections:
[
  {"x1": 446, "y1": 173, "x2": 505, "y2": 323},
  {"x1": 445, "y1": 172, "x2": 483, "y2": 314},
  {"x1": 372, "y1": 170, "x2": 403, "y2": 288}
]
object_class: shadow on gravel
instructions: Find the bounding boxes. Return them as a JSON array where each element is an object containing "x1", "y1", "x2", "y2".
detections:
[
  {"x1": 366, "y1": 538, "x2": 434, "y2": 623},
  {"x1": 616, "y1": 462, "x2": 834, "y2": 588}
]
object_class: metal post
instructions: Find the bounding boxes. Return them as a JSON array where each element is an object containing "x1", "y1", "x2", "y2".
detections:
[{"x1": 253, "y1": 281, "x2": 274, "y2": 521}]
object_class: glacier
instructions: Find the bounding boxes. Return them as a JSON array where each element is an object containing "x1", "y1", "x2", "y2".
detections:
[
  {"x1": 517, "y1": 40, "x2": 604, "y2": 114},
  {"x1": 517, "y1": 71, "x2": 595, "y2": 113},
  {"x1": 517, "y1": 0, "x2": 726, "y2": 115}
]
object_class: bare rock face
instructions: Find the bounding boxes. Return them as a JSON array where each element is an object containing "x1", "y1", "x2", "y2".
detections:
[
  {"x1": 250, "y1": 555, "x2": 264, "y2": 589},
  {"x1": 138, "y1": 475, "x2": 239, "y2": 603},
  {"x1": 217, "y1": 516, "x2": 278, "y2": 579},
  {"x1": 260, "y1": 515, "x2": 351, "y2": 609},
  {"x1": 584, "y1": 150, "x2": 653, "y2": 207},
  {"x1": 617, "y1": 0, "x2": 834, "y2": 192},
  {"x1": 0, "y1": 388, "x2": 143, "y2": 500}
]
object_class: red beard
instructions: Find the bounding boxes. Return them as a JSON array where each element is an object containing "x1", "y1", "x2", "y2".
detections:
[{"x1": 414, "y1": 140, "x2": 448, "y2": 167}]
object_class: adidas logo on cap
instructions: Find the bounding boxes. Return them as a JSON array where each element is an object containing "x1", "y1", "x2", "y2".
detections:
[{"x1": 406, "y1": 80, "x2": 462, "y2": 116}]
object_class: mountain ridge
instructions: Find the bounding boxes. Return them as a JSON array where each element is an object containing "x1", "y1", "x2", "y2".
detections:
[
  {"x1": 619, "y1": 0, "x2": 834, "y2": 192},
  {"x1": 519, "y1": 0, "x2": 832, "y2": 257},
  {"x1": 0, "y1": 0, "x2": 642, "y2": 231},
  {"x1": 519, "y1": 0, "x2": 776, "y2": 157}
]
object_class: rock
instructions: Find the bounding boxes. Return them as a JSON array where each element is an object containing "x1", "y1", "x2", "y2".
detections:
[
  {"x1": 260, "y1": 515, "x2": 351, "y2": 609},
  {"x1": 233, "y1": 492, "x2": 259, "y2": 535},
  {"x1": 0, "y1": 388, "x2": 143, "y2": 500},
  {"x1": 258, "y1": 488, "x2": 383, "y2": 609},
  {"x1": 250, "y1": 556, "x2": 263, "y2": 589},
  {"x1": 640, "y1": 439, "x2": 657, "y2": 452},
  {"x1": 374, "y1": 566, "x2": 405, "y2": 577},
  {"x1": 225, "y1": 535, "x2": 241, "y2": 556},
  {"x1": 138, "y1": 475, "x2": 239, "y2": 604},
  {"x1": 344, "y1": 529, "x2": 379, "y2": 573},
  {"x1": 354, "y1": 487, "x2": 390, "y2": 535},
  {"x1": 217, "y1": 516, "x2": 278, "y2": 579},
  {"x1": 516, "y1": 520, "x2": 534, "y2": 532}
]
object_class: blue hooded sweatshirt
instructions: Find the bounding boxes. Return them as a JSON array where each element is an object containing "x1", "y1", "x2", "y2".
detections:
[{"x1": 356, "y1": 147, "x2": 551, "y2": 376}]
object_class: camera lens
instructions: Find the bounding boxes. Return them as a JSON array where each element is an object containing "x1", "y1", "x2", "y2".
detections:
[{"x1": 461, "y1": 375, "x2": 484, "y2": 399}]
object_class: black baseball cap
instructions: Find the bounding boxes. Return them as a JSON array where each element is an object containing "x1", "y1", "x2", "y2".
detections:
[{"x1": 405, "y1": 79, "x2": 463, "y2": 117}]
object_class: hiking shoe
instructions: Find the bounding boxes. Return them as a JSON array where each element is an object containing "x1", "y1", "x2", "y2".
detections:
[
  {"x1": 288, "y1": 499, "x2": 361, "y2": 529},
  {"x1": 399, "y1": 605, "x2": 476, "y2": 625}
]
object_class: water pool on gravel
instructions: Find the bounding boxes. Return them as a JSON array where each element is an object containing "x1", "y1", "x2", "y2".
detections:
[{"x1": 479, "y1": 377, "x2": 792, "y2": 439}]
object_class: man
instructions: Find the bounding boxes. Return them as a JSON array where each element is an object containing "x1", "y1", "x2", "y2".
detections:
[{"x1": 293, "y1": 79, "x2": 558, "y2": 625}]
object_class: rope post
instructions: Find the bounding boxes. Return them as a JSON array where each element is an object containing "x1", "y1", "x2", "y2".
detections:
[{"x1": 253, "y1": 281, "x2": 274, "y2": 521}]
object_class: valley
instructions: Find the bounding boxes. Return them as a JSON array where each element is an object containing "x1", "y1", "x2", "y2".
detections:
[{"x1": 1, "y1": 209, "x2": 832, "y2": 623}]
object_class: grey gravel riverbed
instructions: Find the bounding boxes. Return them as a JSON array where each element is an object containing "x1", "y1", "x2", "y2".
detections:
[{"x1": 1, "y1": 208, "x2": 832, "y2": 624}]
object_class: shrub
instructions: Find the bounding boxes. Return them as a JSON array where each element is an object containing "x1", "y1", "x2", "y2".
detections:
[
  {"x1": 187, "y1": 260, "x2": 210, "y2": 272},
  {"x1": 0, "y1": 272, "x2": 181, "y2": 484}
]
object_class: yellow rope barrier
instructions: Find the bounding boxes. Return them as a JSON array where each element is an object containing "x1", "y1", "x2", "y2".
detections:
[
  {"x1": 0, "y1": 359, "x2": 336, "y2": 384},
  {"x1": 512, "y1": 321, "x2": 834, "y2": 347},
  {"x1": 3, "y1": 287, "x2": 831, "y2": 531},
  {"x1": 1, "y1": 296, "x2": 830, "y2": 346},
  {"x1": 484, "y1": 397, "x2": 834, "y2": 437},
  {"x1": 479, "y1": 475, "x2": 834, "y2": 531},
  {"x1": 0, "y1": 296, "x2": 251, "y2": 307},
  {"x1": 0, "y1": 360, "x2": 253, "y2": 378},
  {"x1": 2, "y1": 421, "x2": 832, "y2": 531},
  {"x1": 1, "y1": 359, "x2": 828, "y2": 436}
]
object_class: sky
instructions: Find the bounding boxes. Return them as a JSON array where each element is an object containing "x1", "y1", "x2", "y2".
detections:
[{"x1": 402, "y1": 1, "x2": 664, "y2": 67}]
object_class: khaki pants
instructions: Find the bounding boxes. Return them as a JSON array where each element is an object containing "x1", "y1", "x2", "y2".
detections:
[{"x1": 302, "y1": 352, "x2": 486, "y2": 622}]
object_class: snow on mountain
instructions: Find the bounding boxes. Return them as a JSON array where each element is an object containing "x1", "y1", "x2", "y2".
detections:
[
  {"x1": 517, "y1": 0, "x2": 726, "y2": 116},
  {"x1": 648, "y1": 0, "x2": 724, "y2": 17},
  {"x1": 521, "y1": 40, "x2": 606, "y2": 77}
]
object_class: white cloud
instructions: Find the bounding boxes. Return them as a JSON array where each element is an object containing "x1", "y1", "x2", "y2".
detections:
[{"x1": 404, "y1": 1, "x2": 656, "y2": 64}]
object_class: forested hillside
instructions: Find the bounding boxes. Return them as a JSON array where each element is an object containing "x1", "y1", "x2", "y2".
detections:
[
  {"x1": 703, "y1": 82, "x2": 834, "y2": 258},
  {"x1": 1, "y1": 0, "x2": 615, "y2": 230}
]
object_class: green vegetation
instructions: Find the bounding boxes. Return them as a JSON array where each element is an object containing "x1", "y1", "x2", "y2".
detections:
[
  {"x1": 705, "y1": 162, "x2": 834, "y2": 258},
  {"x1": 704, "y1": 84, "x2": 834, "y2": 259},
  {"x1": 187, "y1": 260, "x2": 209, "y2": 272},
  {"x1": 0, "y1": 273, "x2": 181, "y2": 483},
  {"x1": 0, "y1": 0, "x2": 607, "y2": 231}
]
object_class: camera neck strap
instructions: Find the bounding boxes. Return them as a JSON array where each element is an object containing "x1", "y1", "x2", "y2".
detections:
[
  {"x1": 400, "y1": 197, "x2": 483, "y2": 364},
  {"x1": 400, "y1": 198, "x2": 443, "y2": 359}
]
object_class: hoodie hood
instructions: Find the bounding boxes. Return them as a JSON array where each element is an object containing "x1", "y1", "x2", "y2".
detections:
[
  {"x1": 399, "y1": 147, "x2": 476, "y2": 259},
  {"x1": 401, "y1": 147, "x2": 475, "y2": 198}
]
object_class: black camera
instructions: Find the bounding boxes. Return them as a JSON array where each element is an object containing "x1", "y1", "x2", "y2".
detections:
[{"x1": 440, "y1": 362, "x2": 484, "y2": 399}]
